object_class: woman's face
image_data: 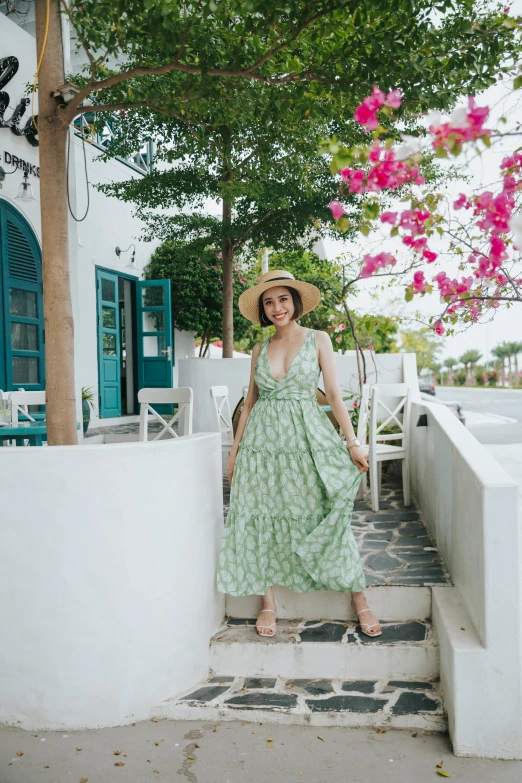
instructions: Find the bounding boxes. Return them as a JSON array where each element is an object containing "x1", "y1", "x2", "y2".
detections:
[{"x1": 262, "y1": 286, "x2": 295, "y2": 326}]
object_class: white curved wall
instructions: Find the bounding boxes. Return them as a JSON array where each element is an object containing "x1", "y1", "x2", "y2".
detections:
[{"x1": 0, "y1": 433, "x2": 224, "y2": 730}]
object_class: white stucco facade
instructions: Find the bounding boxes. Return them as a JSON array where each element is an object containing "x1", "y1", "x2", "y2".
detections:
[{"x1": 0, "y1": 433, "x2": 224, "y2": 729}]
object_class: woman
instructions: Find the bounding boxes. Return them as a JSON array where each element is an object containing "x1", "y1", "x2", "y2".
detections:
[{"x1": 217, "y1": 270, "x2": 381, "y2": 638}]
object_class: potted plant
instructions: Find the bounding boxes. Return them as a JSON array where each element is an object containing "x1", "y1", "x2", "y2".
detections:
[{"x1": 81, "y1": 386, "x2": 96, "y2": 435}]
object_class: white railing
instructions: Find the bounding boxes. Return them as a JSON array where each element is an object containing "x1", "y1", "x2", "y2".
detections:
[{"x1": 410, "y1": 400, "x2": 522, "y2": 759}]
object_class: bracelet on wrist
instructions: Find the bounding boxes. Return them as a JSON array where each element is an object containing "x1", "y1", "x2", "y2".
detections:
[{"x1": 346, "y1": 437, "x2": 361, "y2": 448}]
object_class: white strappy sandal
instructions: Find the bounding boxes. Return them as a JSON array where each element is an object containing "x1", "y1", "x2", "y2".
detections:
[
  {"x1": 256, "y1": 599, "x2": 278, "y2": 637},
  {"x1": 354, "y1": 606, "x2": 382, "y2": 638}
]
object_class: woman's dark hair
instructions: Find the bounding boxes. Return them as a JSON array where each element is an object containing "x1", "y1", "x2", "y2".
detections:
[{"x1": 258, "y1": 286, "x2": 304, "y2": 326}]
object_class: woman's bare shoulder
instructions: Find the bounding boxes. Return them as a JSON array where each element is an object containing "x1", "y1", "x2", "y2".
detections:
[{"x1": 315, "y1": 330, "x2": 333, "y2": 349}]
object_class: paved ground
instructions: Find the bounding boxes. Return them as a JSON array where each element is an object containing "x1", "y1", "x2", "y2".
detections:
[
  {"x1": 2, "y1": 720, "x2": 522, "y2": 783},
  {"x1": 436, "y1": 386, "x2": 522, "y2": 444}
]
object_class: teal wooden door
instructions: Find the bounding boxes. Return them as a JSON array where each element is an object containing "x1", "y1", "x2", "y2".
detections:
[
  {"x1": 136, "y1": 280, "x2": 173, "y2": 391},
  {"x1": 96, "y1": 269, "x2": 121, "y2": 417},
  {"x1": 0, "y1": 200, "x2": 45, "y2": 391}
]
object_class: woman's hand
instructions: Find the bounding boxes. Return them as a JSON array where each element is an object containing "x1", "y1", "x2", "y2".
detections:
[
  {"x1": 227, "y1": 452, "x2": 236, "y2": 485},
  {"x1": 348, "y1": 445, "x2": 369, "y2": 473}
]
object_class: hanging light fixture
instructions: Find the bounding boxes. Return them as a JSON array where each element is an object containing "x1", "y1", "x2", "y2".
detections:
[
  {"x1": 15, "y1": 172, "x2": 36, "y2": 202},
  {"x1": 115, "y1": 243, "x2": 138, "y2": 271}
]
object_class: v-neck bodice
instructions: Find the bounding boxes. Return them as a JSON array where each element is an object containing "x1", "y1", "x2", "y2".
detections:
[{"x1": 254, "y1": 329, "x2": 320, "y2": 400}]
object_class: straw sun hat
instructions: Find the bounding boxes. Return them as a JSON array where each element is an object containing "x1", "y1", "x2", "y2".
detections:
[{"x1": 238, "y1": 270, "x2": 321, "y2": 323}]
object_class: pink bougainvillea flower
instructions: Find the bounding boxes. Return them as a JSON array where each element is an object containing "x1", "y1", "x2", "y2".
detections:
[
  {"x1": 354, "y1": 86, "x2": 386, "y2": 129},
  {"x1": 335, "y1": 336, "x2": 342, "y2": 343},
  {"x1": 329, "y1": 200, "x2": 345, "y2": 220},
  {"x1": 340, "y1": 323, "x2": 346, "y2": 330},
  {"x1": 412, "y1": 270, "x2": 427, "y2": 293},
  {"x1": 354, "y1": 102, "x2": 379, "y2": 130},
  {"x1": 385, "y1": 89, "x2": 402, "y2": 109},
  {"x1": 381, "y1": 211, "x2": 398, "y2": 224},
  {"x1": 453, "y1": 193, "x2": 468, "y2": 210},
  {"x1": 434, "y1": 320, "x2": 445, "y2": 336},
  {"x1": 360, "y1": 252, "x2": 397, "y2": 277},
  {"x1": 353, "y1": 401, "x2": 359, "y2": 409},
  {"x1": 423, "y1": 249, "x2": 438, "y2": 263},
  {"x1": 365, "y1": 85, "x2": 387, "y2": 111}
]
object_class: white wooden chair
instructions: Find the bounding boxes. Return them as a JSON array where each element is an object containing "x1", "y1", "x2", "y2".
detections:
[
  {"x1": 138, "y1": 387, "x2": 193, "y2": 442},
  {"x1": 210, "y1": 385, "x2": 234, "y2": 472},
  {"x1": 8, "y1": 390, "x2": 46, "y2": 423},
  {"x1": 367, "y1": 383, "x2": 411, "y2": 512},
  {"x1": 0, "y1": 390, "x2": 9, "y2": 425}
]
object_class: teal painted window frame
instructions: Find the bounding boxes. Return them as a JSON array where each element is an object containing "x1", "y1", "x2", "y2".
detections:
[{"x1": 0, "y1": 199, "x2": 45, "y2": 391}]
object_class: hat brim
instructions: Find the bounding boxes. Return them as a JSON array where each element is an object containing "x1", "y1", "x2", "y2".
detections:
[{"x1": 238, "y1": 279, "x2": 321, "y2": 323}]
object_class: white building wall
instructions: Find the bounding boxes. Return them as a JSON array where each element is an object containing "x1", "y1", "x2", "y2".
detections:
[{"x1": 0, "y1": 433, "x2": 224, "y2": 730}]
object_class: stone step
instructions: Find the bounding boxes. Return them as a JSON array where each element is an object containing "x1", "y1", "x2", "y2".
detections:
[
  {"x1": 209, "y1": 618, "x2": 439, "y2": 680},
  {"x1": 226, "y1": 585, "x2": 436, "y2": 622},
  {"x1": 156, "y1": 674, "x2": 446, "y2": 732}
]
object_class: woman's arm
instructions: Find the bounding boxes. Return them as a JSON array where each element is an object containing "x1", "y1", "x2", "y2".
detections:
[
  {"x1": 227, "y1": 342, "x2": 261, "y2": 483},
  {"x1": 316, "y1": 331, "x2": 368, "y2": 473}
]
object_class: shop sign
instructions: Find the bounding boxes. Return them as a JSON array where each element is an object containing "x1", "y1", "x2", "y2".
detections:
[
  {"x1": 1, "y1": 151, "x2": 39, "y2": 177},
  {"x1": 0, "y1": 56, "x2": 39, "y2": 147}
]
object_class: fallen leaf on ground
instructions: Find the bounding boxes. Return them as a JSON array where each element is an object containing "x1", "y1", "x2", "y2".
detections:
[
  {"x1": 460, "y1": 627, "x2": 465, "y2": 631},
  {"x1": 436, "y1": 761, "x2": 444, "y2": 768},
  {"x1": 151, "y1": 719, "x2": 159, "y2": 723},
  {"x1": 80, "y1": 778, "x2": 88, "y2": 782},
  {"x1": 251, "y1": 731, "x2": 255, "y2": 734},
  {"x1": 114, "y1": 762, "x2": 125, "y2": 767},
  {"x1": 153, "y1": 771, "x2": 159, "y2": 774},
  {"x1": 32, "y1": 734, "x2": 38, "y2": 738},
  {"x1": 44, "y1": 766, "x2": 50, "y2": 769},
  {"x1": 155, "y1": 742, "x2": 160, "y2": 746},
  {"x1": 195, "y1": 743, "x2": 200, "y2": 748},
  {"x1": 411, "y1": 732, "x2": 418, "y2": 738},
  {"x1": 286, "y1": 683, "x2": 294, "y2": 689},
  {"x1": 437, "y1": 771, "x2": 451, "y2": 778},
  {"x1": 375, "y1": 729, "x2": 387, "y2": 734},
  {"x1": 213, "y1": 729, "x2": 217, "y2": 732},
  {"x1": 187, "y1": 755, "x2": 196, "y2": 760},
  {"x1": 317, "y1": 736, "x2": 325, "y2": 742},
  {"x1": 16, "y1": 751, "x2": 23, "y2": 757},
  {"x1": 299, "y1": 772, "x2": 303, "y2": 776},
  {"x1": 241, "y1": 722, "x2": 248, "y2": 726},
  {"x1": 76, "y1": 747, "x2": 82, "y2": 751},
  {"x1": 113, "y1": 751, "x2": 121, "y2": 755}
]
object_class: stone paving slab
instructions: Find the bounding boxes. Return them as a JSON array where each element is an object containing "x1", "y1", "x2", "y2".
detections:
[
  {"x1": 223, "y1": 476, "x2": 451, "y2": 587},
  {"x1": 214, "y1": 618, "x2": 434, "y2": 647},
  {"x1": 158, "y1": 674, "x2": 445, "y2": 731}
]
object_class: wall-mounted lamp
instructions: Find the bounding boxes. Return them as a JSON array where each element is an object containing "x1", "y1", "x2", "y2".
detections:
[
  {"x1": 115, "y1": 243, "x2": 137, "y2": 271},
  {"x1": 0, "y1": 165, "x2": 35, "y2": 200},
  {"x1": 15, "y1": 172, "x2": 36, "y2": 202}
]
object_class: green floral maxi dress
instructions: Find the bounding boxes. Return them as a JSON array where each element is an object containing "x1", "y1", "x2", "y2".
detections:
[{"x1": 217, "y1": 329, "x2": 366, "y2": 597}]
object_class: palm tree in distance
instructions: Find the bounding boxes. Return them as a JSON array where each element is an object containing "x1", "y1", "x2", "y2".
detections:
[
  {"x1": 460, "y1": 350, "x2": 482, "y2": 386},
  {"x1": 444, "y1": 357, "x2": 458, "y2": 386},
  {"x1": 505, "y1": 341, "x2": 522, "y2": 386},
  {"x1": 491, "y1": 343, "x2": 510, "y2": 386}
]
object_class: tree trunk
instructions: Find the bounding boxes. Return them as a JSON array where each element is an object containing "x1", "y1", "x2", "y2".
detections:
[
  {"x1": 221, "y1": 209, "x2": 234, "y2": 359},
  {"x1": 220, "y1": 127, "x2": 234, "y2": 359},
  {"x1": 35, "y1": 0, "x2": 78, "y2": 445}
]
